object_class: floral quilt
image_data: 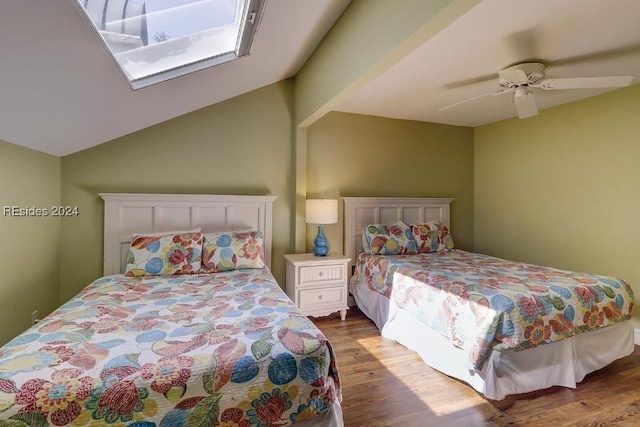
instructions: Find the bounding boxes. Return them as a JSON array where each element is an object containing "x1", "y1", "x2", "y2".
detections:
[
  {"x1": 352, "y1": 250, "x2": 634, "y2": 370},
  {"x1": 0, "y1": 269, "x2": 340, "y2": 426}
]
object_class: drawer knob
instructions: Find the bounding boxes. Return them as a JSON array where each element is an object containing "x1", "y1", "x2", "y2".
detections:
[
  {"x1": 319, "y1": 271, "x2": 324, "y2": 277},
  {"x1": 318, "y1": 294, "x2": 324, "y2": 300}
]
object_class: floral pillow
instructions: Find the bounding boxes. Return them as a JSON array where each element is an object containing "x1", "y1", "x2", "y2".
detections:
[
  {"x1": 363, "y1": 221, "x2": 418, "y2": 255},
  {"x1": 124, "y1": 232, "x2": 203, "y2": 277},
  {"x1": 409, "y1": 220, "x2": 454, "y2": 253},
  {"x1": 200, "y1": 231, "x2": 266, "y2": 273}
]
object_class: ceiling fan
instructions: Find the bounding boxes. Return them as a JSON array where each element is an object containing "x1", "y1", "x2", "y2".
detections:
[{"x1": 439, "y1": 62, "x2": 634, "y2": 119}]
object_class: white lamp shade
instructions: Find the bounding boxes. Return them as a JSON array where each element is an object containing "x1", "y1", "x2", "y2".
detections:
[{"x1": 306, "y1": 199, "x2": 338, "y2": 224}]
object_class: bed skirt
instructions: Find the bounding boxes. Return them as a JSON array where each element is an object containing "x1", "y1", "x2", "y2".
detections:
[
  {"x1": 297, "y1": 400, "x2": 343, "y2": 427},
  {"x1": 351, "y1": 280, "x2": 635, "y2": 400}
]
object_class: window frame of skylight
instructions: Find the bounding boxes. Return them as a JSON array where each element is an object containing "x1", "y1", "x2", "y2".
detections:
[{"x1": 73, "y1": 0, "x2": 266, "y2": 90}]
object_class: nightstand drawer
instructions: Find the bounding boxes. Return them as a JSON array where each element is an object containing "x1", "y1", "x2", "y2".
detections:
[
  {"x1": 284, "y1": 253, "x2": 351, "y2": 320},
  {"x1": 299, "y1": 264, "x2": 345, "y2": 286},
  {"x1": 298, "y1": 287, "x2": 345, "y2": 309}
]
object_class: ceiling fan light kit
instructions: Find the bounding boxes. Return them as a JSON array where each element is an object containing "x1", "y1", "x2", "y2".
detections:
[
  {"x1": 513, "y1": 87, "x2": 538, "y2": 119},
  {"x1": 439, "y1": 62, "x2": 634, "y2": 119}
]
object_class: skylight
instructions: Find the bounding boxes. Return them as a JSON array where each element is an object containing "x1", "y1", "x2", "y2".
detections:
[{"x1": 74, "y1": 0, "x2": 265, "y2": 89}]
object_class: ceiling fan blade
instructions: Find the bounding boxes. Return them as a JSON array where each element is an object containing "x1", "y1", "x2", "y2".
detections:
[
  {"x1": 443, "y1": 72, "x2": 498, "y2": 90},
  {"x1": 549, "y1": 45, "x2": 640, "y2": 69},
  {"x1": 438, "y1": 88, "x2": 513, "y2": 112},
  {"x1": 513, "y1": 88, "x2": 538, "y2": 119},
  {"x1": 535, "y1": 75, "x2": 633, "y2": 90}
]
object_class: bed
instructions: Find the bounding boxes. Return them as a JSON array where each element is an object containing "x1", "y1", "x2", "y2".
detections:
[
  {"x1": 0, "y1": 194, "x2": 343, "y2": 427},
  {"x1": 344, "y1": 196, "x2": 635, "y2": 401}
]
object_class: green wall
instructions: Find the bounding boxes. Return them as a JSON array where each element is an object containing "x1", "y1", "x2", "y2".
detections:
[
  {"x1": 58, "y1": 91, "x2": 475, "y2": 304},
  {"x1": 0, "y1": 140, "x2": 61, "y2": 345},
  {"x1": 7, "y1": 56, "x2": 637, "y2": 345},
  {"x1": 291, "y1": 0, "x2": 478, "y2": 252},
  {"x1": 306, "y1": 112, "x2": 475, "y2": 255},
  {"x1": 474, "y1": 84, "x2": 640, "y2": 323},
  {"x1": 60, "y1": 81, "x2": 295, "y2": 301}
]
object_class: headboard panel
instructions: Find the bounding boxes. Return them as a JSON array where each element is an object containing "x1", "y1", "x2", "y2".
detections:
[
  {"x1": 100, "y1": 193, "x2": 277, "y2": 275},
  {"x1": 343, "y1": 197, "x2": 453, "y2": 270}
]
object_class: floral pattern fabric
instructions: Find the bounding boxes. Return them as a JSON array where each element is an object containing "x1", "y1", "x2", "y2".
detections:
[
  {"x1": 409, "y1": 220, "x2": 454, "y2": 253},
  {"x1": 351, "y1": 250, "x2": 634, "y2": 370},
  {"x1": 124, "y1": 232, "x2": 203, "y2": 277},
  {"x1": 0, "y1": 269, "x2": 341, "y2": 426},
  {"x1": 200, "y1": 231, "x2": 266, "y2": 273},
  {"x1": 362, "y1": 221, "x2": 417, "y2": 255}
]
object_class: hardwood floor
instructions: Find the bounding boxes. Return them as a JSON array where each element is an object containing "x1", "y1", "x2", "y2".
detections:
[{"x1": 312, "y1": 309, "x2": 640, "y2": 427}]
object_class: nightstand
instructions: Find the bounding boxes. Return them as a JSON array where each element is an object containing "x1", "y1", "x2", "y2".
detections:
[{"x1": 284, "y1": 253, "x2": 351, "y2": 320}]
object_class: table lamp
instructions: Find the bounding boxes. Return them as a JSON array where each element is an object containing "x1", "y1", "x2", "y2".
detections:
[{"x1": 306, "y1": 199, "x2": 338, "y2": 256}]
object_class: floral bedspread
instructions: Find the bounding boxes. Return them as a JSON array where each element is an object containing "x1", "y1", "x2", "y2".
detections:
[
  {"x1": 0, "y1": 269, "x2": 340, "y2": 426},
  {"x1": 352, "y1": 250, "x2": 634, "y2": 370}
]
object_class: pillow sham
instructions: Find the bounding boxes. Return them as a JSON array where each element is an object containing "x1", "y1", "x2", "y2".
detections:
[
  {"x1": 124, "y1": 232, "x2": 203, "y2": 277},
  {"x1": 363, "y1": 221, "x2": 418, "y2": 255},
  {"x1": 200, "y1": 230, "x2": 266, "y2": 273},
  {"x1": 409, "y1": 220, "x2": 454, "y2": 253}
]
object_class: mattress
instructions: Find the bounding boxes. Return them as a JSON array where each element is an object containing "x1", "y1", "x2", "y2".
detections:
[
  {"x1": 0, "y1": 269, "x2": 341, "y2": 426},
  {"x1": 352, "y1": 250, "x2": 634, "y2": 370},
  {"x1": 351, "y1": 277, "x2": 634, "y2": 400}
]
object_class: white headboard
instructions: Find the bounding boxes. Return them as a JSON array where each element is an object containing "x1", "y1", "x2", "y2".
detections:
[
  {"x1": 343, "y1": 197, "x2": 453, "y2": 270},
  {"x1": 100, "y1": 193, "x2": 277, "y2": 275}
]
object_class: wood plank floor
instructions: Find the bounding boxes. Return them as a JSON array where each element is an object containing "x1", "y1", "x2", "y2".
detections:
[{"x1": 312, "y1": 308, "x2": 640, "y2": 427}]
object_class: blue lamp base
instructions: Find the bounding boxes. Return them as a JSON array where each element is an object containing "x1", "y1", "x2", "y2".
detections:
[{"x1": 313, "y1": 225, "x2": 329, "y2": 256}]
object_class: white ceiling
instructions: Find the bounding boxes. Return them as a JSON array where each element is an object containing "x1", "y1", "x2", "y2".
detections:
[
  {"x1": 336, "y1": 0, "x2": 640, "y2": 127},
  {"x1": 0, "y1": 0, "x2": 350, "y2": 156},
  {"x1": 1, "y1": 0, "x2": 639, "y2": 157}
]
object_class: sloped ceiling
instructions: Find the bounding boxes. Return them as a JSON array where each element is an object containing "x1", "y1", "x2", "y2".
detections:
[{"x1": 0, "y1": 0, "x2": 350, "y2": 156}]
